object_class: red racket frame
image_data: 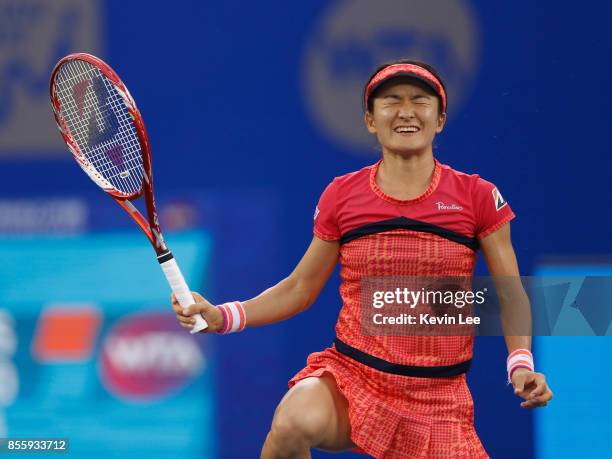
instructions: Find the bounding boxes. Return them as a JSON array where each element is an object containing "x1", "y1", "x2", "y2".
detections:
[{"x1": 49, "y1": 53, "x2": 166, "y2": 255}]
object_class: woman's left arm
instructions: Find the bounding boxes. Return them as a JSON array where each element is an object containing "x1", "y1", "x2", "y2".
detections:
[{"x1": 480, "y1": 223, "x2": 554, "y2": 408}]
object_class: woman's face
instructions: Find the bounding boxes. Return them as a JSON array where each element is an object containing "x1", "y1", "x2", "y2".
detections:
[{"x1": 365, "y1": 80, "x2": 446, "y2": 156}]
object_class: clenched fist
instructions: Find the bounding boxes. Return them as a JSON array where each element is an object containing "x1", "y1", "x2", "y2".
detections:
[
  {"x1": 171, "y1": 292, "x2": 224, "y2": 333},
  {"x1": 511, "y1": 368, "x2": 553, "y2": 408}
]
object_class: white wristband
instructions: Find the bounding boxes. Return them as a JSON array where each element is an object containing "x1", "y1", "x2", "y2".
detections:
[
  {"x1": 217, "y1": 301, "x2": 246, "y2": 334},
  {"x1": 507, "y1": 348, "x2": 534, "y2": 383}
]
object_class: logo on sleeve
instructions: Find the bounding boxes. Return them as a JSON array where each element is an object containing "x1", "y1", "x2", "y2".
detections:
[
  {"x1": 314, "y1": 206, "x2": 320, "y2": 220},
  {"x1": 492, "y1": 188, "x2": 507, "y2": 211}
]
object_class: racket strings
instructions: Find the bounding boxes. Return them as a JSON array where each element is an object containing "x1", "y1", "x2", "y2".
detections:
[
  {"x1": 54, "y1": 59, "x2": 145, "y2": 196},
  {"x1": 59, "y1": 61, "x2": 143, "y2": 190}
]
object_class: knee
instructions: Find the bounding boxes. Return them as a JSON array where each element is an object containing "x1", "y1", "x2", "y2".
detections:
[
  {"x1": 268, "y1": 411, "x2": 312, "y2": 449},
  {"x1": 269, "y1": 400, "x2": 330, "y2": 450}
]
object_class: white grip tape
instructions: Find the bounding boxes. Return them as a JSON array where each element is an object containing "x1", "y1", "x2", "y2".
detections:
[{"x1": 160, "y1": 257, "x2": 208, "y2": 333}]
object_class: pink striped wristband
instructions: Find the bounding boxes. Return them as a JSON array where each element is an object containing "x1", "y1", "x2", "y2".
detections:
[
  {"x1": 507, "y1": 348, "x2": 534, "y2": 383},
  {"x1": 216, "y1": 301, "x2": 247, "y2": 334}
]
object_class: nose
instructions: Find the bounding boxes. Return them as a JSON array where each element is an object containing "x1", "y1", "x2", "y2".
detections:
[{"x1": 397, "y1": 102, "x2": 415, "y2": 119}]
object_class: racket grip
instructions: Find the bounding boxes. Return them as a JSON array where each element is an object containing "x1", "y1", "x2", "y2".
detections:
[{"x1": 158, "y1": 251, "x2": 208, "y2": 333}]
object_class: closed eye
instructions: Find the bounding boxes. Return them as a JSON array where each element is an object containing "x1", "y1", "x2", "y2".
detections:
[
  {"x1": 412, "y1": 95, "x2": 432, "y2": 105},
  {"x1": 383, "y1": 95, "x2": 401, "y2": 104}
]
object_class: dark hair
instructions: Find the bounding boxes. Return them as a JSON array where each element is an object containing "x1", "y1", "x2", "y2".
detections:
[{"x1": 363, "y1": 59, "x2": 447, "y2": 114}]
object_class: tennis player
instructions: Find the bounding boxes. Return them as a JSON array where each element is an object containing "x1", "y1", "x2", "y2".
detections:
[{"x1": 172, "y1": 59, "x2": 553, "y2": 458}]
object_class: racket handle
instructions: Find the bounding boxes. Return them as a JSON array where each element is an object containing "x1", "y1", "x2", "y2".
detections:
[{"x1": 158, "y1": 251, "x2": 208, "y2": 333}]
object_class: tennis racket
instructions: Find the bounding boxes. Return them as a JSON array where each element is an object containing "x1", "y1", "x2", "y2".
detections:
[{"x1": 49, "y1": 53, "x2": 208, "y2": 333}]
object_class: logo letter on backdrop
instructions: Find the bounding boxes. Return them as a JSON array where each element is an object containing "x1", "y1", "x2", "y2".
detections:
[{"x1": 0, "y1": 0, "x2": 102, "y2": 156}]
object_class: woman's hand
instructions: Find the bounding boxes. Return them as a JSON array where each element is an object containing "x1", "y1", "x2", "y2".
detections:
[
  {"x1": 171, "y1": 292, "x2": 224, "y2": 333},
  {"x1": 511, "y1": 368, "x2": 553, "y2": 408}
]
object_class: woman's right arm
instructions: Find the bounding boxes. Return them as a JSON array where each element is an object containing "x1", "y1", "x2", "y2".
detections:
[{"x1": 172, "y1": 236, "x2": 340, "y2": 332}]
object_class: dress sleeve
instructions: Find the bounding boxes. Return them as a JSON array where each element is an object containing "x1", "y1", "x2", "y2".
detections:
[
  {"x1": 472, "y1": 177, "x2": 516, "y2": 239},
  {"x1": 313, "y1": 179, "x2": 341, "y2": 241}
]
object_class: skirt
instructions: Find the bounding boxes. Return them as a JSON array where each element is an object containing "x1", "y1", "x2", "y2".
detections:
[{"x1": 289, "y1": 345, "x2": 489, "y2": 459}]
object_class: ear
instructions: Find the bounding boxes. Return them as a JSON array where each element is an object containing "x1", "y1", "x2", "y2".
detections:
[
  {"x1": 435, "y1": 112, "x2": 447, "y2": 134},
  {"x1": 364, "y1": 110, "x2": 377, "y2": 134}
]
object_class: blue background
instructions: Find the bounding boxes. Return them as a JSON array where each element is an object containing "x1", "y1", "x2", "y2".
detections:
[
  {"x1": 1, "y1": 0, "x2": 611, "y2": 457},
  {"x1": 0, "y1": 232, "x2": 217, "y2": 458}
]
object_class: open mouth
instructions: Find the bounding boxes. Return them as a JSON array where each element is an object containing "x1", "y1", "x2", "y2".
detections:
[{"x1": 393, "y1": 125, "x2": 420, "y2": 134}]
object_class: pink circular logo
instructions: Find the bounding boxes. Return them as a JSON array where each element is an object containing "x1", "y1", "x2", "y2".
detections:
[{"x1": 99, "y1": 312, "x2": 205, "y2": 401}]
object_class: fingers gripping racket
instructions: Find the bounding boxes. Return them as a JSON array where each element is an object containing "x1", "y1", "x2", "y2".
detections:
[{"x1": 49, "y1": 53, "x2": 207, "y2": 333}]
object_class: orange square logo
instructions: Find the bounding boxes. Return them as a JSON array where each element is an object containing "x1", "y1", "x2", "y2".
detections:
[{"x1": 33, "y1": 305, "x2": 101, "y2": 362}]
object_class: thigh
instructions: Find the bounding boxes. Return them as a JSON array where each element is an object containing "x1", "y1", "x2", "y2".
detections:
[{"x1": 275, "y1": 374, "x2": 355, "y2": 452}]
